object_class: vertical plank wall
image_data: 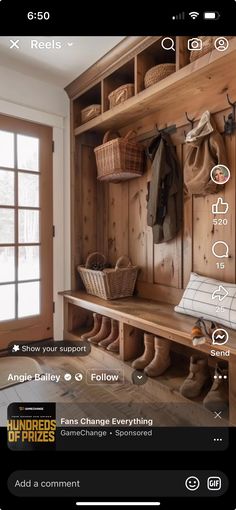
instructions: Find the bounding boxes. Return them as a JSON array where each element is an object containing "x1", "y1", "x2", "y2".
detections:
[{"x1": 76, "y1": 111, "x2": 236, "y2": 304}]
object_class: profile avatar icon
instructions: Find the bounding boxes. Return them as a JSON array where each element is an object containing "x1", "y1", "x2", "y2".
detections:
[
  {"x1": 214, "y1": 37, "x2": 229, "y2": 52},
  {"x1": 210, "y1": 164, "x2": 230, "y2": 185}
]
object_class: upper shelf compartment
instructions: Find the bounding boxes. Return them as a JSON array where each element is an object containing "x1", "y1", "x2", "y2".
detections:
[
  {"x1": 73, "y1": 82, "x2": 101, "y2": 128},
  {"x1": 73, "y1": 37, "x2": 236, "y2": 136},
  {"x1": 136, "y1": 37, "x2": 176, "y2": 93},
  {"x1": 103, "y1": 59, "x2": 135, "y2": 112}
]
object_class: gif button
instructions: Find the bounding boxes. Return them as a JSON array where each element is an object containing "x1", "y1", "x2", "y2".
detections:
[
  {"x1": 207, "y1": 477, "x2": 222, "y2": 491},
  {"x1": 86, "y1": 369, "x2": 124, "y2": 384}
]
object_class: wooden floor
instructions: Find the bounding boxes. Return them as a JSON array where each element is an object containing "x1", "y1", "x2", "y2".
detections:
[{"x1": 0, "y1": 352, "x2": 227, "y2": 427}]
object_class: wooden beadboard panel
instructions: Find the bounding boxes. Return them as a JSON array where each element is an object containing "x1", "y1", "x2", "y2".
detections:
[
  {"x1": 154, "y1": 237, "x2": 181, "y2": 288},
  {"x1": 96, "y1": 179, "x2": 109, "y2": 259},
  {"x1": 81, "y1": 145, "x2": 97, "y2": 262},
  {"x1": 128, "y1": 172, "x2": 148, "y2": 281},
  {"x1": 72, "y1": 135, "x2": 99, "y2": 288},
  {"x1": 107, "y1": 182, "x2": 129, "y2": 265},
  {"x1": 136, "y1": 281, "x2": 183, "y2": 305}
]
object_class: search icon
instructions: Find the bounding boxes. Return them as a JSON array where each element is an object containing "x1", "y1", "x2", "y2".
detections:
[{"x1": 161, "y1": 37, "x2": 175, "y2": 51}]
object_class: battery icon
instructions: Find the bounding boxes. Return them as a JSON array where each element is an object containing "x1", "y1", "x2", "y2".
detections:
[{"x1": 204, "y1": 11, "x2": 220, "y2": 19}]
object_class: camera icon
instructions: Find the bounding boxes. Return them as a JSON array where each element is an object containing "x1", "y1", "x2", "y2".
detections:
[{"x1": 188, "y1": 38, "x2": 203, "y2": 51}]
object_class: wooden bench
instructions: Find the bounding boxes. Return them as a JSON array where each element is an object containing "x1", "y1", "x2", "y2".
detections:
[{"x1": 60, "y1": 290, "x2": 236, "y2": 425}]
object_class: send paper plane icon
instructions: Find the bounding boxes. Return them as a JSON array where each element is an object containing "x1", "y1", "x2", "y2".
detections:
[{"x1": 212, "y1": 285, "x2": 229, "y2": 302}]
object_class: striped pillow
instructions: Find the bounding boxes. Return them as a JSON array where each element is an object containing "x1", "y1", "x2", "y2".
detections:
[{"x1": 175, "y1": 272, "x2": 236, "y2": 330}]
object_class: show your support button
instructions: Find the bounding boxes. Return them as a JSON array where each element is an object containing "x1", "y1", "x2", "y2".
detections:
[{"x1": 86, "y1": 369, "x2": 124, "y2": 384}]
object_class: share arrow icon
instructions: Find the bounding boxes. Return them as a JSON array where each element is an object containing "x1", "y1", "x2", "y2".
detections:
[{"x1": 212, "y1": 285, "x2": 229, "y2": 302}]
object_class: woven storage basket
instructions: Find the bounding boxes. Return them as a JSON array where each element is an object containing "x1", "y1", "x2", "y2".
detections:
[
  {"x1": 81, "y1": 104, "x2": 101, "y2": 123},
  {"x1": 94, "y1": 130, "x2": 145, "y2": 182},
  {"x1": 144, "y1": 63, "x2": 175, "y2": 88},
  {"x1": 108, "y1": 83, "x2": 134, "y2": 109},
  {"x1": 190, "y1": 36, "x2": 233, "y2": 62},
  {"x1": 77, "y1": 253, "x2": 139, "y2": 300}
]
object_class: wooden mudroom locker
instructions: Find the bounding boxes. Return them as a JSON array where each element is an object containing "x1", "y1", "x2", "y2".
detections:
[{"x1": 60, "y1": 35, "x2": 236, "y2": 427}]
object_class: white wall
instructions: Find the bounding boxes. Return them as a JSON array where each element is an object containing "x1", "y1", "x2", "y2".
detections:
[
  {"x1": 0, "y1": 65, "x2": 68, "y2": 117},
  {"x1": 0, "y1": 65, "x2": 71, "y2": 340}
]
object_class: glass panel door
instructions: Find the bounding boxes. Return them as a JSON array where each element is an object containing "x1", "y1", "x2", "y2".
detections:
[{"x1": 0, "y1": 115, "x2": 53, "y2": 347}]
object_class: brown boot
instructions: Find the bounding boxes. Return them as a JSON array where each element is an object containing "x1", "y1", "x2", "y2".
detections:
[
  {"x1": 88, "y1": 316, "x2": 111, "y2": 344},
  {"x1": 132, "y1": 333, "x2": 155, "y2": 370},
  {"x1": 180, "y1": 356, "x2": 209, "y2": 398},
  {"x1": 106, "y1": 334, "x2": 119, "y2": 353},
  {"x1": 98, "y1": 320, "x2": 119, "y2": 348},
  {"x1": 203, "y1": 363, "x2": 229, "y2": 414},
  {"x1": 81, "y1": 313, "x2": 102, "y2": 340},
  {"x1": 144, "y1": 336, "x2": 171, "y2": 377}
]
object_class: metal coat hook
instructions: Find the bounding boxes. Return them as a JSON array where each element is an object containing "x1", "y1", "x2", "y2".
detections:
[
  {"x1": 185, "y1": 112, "x2": 195, "y2": 129},
  {"x1": 155, "y1": 123, "x2": 177, "y2": 135},
  {"x1": 226, "y1": 93, "x2": 236, "y2": 115},
  {"x1": 224, "y1": 94, "x2": 236, "y2": 134},
  {"x1": 184, "y1": 112, "x2": 195, "y2": 138}
]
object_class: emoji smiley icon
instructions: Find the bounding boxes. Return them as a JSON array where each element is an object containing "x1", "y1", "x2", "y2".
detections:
[{"x1": 185, "y1": 476, "x2": 200, "y2": 491}]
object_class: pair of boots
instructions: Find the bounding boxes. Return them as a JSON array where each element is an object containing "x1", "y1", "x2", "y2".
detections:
[
  {"x1": 180, "y1": 356, "x2": 228, "y2": 414},
  {"x1": 132, "y1": 333, "x2": 171, "y2": 377},
  {"x1": 81, "y1": 313, "x2": 119, "y2": 353}
]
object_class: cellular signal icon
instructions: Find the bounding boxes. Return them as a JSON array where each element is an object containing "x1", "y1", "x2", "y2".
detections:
[
  {"x1": 172, "y1": 12, "x2": 185, "y2": 20},
  {"x1": 189, "y1": 11, "x2": 200, "y2": 19}
]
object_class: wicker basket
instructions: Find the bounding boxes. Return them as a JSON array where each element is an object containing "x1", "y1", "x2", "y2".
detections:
[
  {"x1": 77, "y1": 253, "x2": 139, "y2": 300},
  {"x1": 108, "y1": 83, "x2": 134, "y2": 109},
  {"x1": 144, "y1": 63, "x2": 175, "y2": 88},
  {"x1": 190, "y1": 36, "x2": 233, "y2": 62},
  {"x1": 94, "y1": 130, "x2": 145, "y2": 183},
  {"x1": 81, "y1": 104, "x2": 101, "y2": 123}
]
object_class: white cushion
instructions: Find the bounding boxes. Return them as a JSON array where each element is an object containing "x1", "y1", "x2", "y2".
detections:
[{"x1": 174, "y1": 272, "x2": 236, "y2": 330}]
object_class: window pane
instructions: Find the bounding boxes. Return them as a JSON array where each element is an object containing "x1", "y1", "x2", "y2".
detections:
[
  {"x1": 0, "y1": 284, "x2": 15, "y2": 321},
  {"x1": 0, "y1": 131, "x2": 14, "y2": 168},
  {"x1": 18, "y1": 172, "x2": 39, "y2": 207},
  {"x1": 0, "y1": 247, "x2": 15, "y2": 282},
  {"x1": 0, "y1": 209, "x2": 14, "y2": 243},
  {"x1": 18, "y1": 210, "x2": 39, "y2": 243},
  {"x1": 17, "y1": 135, "x2": 39, "y2": 172},
  {"x1": 0, "y1": 170, "x2": 14, "y2": 206},
  {"x1": 18, "y1": 246, "x2": 39, "y2": 281},
  {"x1": 18, "y1": 281, "x2": 40, "y2": 317}
]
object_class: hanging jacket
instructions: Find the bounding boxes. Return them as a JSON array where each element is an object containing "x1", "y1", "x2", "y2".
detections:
[
  {"x1": 147, "y1": 132, "x2": 182, "y2": 244},
  {"x1": 184, "y1": 111, "x2": 228, "y2": 196}
]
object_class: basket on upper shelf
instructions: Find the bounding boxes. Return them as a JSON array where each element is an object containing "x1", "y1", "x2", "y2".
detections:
[
  {"x1": 144, "y1": 63, "x2": 175, "y2": 88},
  {"x1": 81, "y1": 104, "x2": 101, "y2": 123},
  {"x1": 108, "y1": 83, "x2": 134, "y2": 109},
  {"x1": 77, "y1": 252, "x2": 139, "y2": 300},
  {"x1": 94, "y1": 130, "x2": 145, "y2": 183}
]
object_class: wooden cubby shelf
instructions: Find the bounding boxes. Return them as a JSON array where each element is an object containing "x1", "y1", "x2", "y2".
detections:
[
  {"x1": 63, "y1": 36, "x2": 236, "y2": 427},
  {"x1": 74, "y1": 38, "x2": 236, "y2": 136}
]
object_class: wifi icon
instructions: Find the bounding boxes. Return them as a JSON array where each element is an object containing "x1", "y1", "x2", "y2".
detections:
[{"x1": 189, "y1": 11, "x2": 200, "y2": 19}]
